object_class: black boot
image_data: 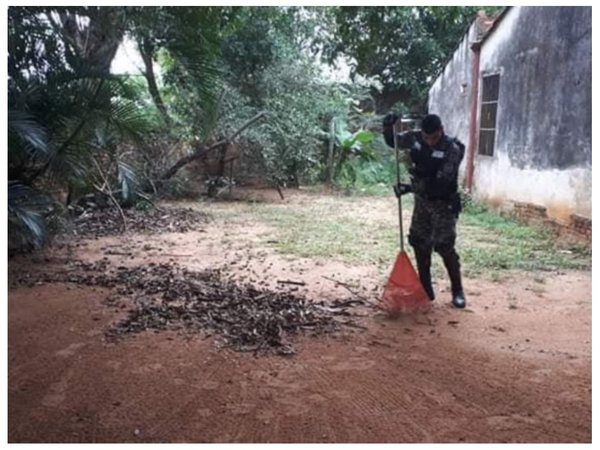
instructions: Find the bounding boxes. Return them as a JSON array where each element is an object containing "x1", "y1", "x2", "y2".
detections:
[
  {"x1": 421, "y1": 270, "x2": 436, "y2": 302},
  {"x1": 414, "y1": 247, "x2": 435, "y2": 301},
  {"x1": 451, "y1": 291, "x2": 466, "y2": 309},
  {"x1": 439, "y1": 247, "x2": 466, "y2": 308}
]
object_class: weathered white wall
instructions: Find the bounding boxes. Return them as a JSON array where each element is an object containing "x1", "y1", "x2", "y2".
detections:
[
  {"x1": 474, "y1": 152, "x2": 592, "y2": 223},
  {"x1": 428, "y1": 22, "x2": 480, "y2": 179},
  {"x1": 474, "y1": 6, "x2": 592, "y2": 222}
]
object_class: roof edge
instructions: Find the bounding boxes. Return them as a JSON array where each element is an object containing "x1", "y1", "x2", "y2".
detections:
[
  {"x1": 428, "y1": 7, "x2": 511, "y2": 94},
  {"x1": 479, "y1": 6, "x2": 512, "y2": 46}
]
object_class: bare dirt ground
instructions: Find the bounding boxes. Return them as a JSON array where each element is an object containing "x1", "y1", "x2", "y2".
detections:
[{"x1": 8, "y1": 190, "x2": 591, "y2": 443}]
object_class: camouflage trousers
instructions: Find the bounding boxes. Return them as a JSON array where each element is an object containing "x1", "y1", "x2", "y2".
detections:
[
  {"x1": 408, "y1": 196, "x2": 458, "y2": 254},
  {"x1": 408, "y1": 195, "x2": 463, "y2": 295}
]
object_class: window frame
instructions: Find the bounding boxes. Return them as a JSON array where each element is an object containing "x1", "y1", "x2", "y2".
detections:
[{"x1": 478, "y1": 73, "x2": 501, "y2": 157}]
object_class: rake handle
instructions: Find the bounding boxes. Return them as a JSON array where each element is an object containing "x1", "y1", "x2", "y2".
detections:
[{"x1": 392, "y1": 121, "x2": 404, "y2": 252}]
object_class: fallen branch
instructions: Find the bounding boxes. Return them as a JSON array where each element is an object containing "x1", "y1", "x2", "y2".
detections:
[
  {"x1": 105, "y1": 250, "x2": 193, "y2": 258},
  {"x1": 332, "y1": 299, "x2": 365, "y2": 308},
  {"x1": 277, "y1": 280, "x2": 306, "y2": 286},
  {"x1": 335, "y1": 320, "x2": 368, "y2": 330},
  {"x1": 160, "y1": 111, "x2": 267, "y2": 181},
  {"x1": 321, "y1": 276, "x2": 365, "y2": 299},
  {"x1": 321, "y1": 276, "x2": 383, "y2": 310}
]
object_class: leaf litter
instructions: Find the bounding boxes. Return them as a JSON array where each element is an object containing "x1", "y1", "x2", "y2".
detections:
[
  {"x1": 16, "y1": 260, "x2": 366, "y2": 356},
  {"x1": 69, "y1": 206, "x2": 210, "y2": 237}
]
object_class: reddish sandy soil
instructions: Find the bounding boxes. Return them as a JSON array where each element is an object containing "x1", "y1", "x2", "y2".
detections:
[{"x1": 8, "y1": 192, "x2": 591, "y2": 443}]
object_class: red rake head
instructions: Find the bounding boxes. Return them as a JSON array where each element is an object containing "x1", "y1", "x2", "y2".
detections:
[{"x1": 381, "y1": 251, "x2": 432, "y2": 315}]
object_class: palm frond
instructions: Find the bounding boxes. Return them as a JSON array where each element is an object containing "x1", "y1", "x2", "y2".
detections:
[
  {"x1": 103, "y1": 98, "x2": 150, "y2": 143},
  {"x1": 8, "y1": 109, "x2": 51, "y2": 166},
  {"x1": 22, "y1": 76, "x2": 148, "y2": 186},
  {"x1": 8, "y1": 181, "x2": 54, "y2": 250},
  {"x1": 162, "y1": 7, "x2": 223, "y2": 111}
]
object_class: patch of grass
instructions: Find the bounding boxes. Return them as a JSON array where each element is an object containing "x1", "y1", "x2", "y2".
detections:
[
  {"x1": 302, "y1": 183, "x2": 394, "y2": 197},
  {"x1": 342, "y1": 183, "x2": 396, "y2": 197},
  {"x1": 210, "y1": 207, "x2": 252, "y2": 225},
  {"x1": 457, "y1": 200, "x2": 590, "y2": 277},
  {"x1": 249, "y1": 202, "x2": 400, "y2": 267},
  {"x1": 205, "y1": 193, "x2": 590, "y2": 281}
]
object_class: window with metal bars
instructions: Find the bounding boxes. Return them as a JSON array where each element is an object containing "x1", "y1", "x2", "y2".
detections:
[{"x1": 478, "y1": 74, "x2": 500, "y2": 156}]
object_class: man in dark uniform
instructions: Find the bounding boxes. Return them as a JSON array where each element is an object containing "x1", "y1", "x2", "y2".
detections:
[{"x1": 382, "y1": 113, "x2": 466, "y2": 308}]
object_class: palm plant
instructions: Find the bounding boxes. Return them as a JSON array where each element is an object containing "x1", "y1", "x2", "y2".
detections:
[
  {"x1": 8, "y1": 7, "x2": 149, "y2": 250},
  {"x1": 8, "y1": 182, "x2": 53, "y2": 254}
]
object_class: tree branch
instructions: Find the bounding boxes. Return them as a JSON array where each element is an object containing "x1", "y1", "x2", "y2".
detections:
[
  {"x1": 91, "y1": 156, "x2": 127, "y2": 232},
  {"x1": 138, "y1": 37, "x2": 172, "y2": 127},
  {"x1": 159, "y1": 111, "x2": 267, "y2": 182}
]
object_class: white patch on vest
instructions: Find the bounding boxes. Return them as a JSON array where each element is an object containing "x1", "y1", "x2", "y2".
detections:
[
  {"x1": 413, "y1": 141, "x2": 421, "y2": 151},
  {"x1": 432, "y1": 150, "x2": 445, "y2": 159}
]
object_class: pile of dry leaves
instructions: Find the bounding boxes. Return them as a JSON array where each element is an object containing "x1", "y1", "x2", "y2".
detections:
[
  {"x1": 18, "y1": 260, "x2": 364, "y2": 355},
  {"x1": 70, "y1": 206, "x2": 210, "y2": 237}
]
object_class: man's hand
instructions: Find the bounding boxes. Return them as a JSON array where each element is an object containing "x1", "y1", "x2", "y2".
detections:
[
  {"x1": 393, "y1": 183, "x2": 412, "y2": 198},
  {"x1": 383, "y1": 113, "x2": 399, "y2": 128}
]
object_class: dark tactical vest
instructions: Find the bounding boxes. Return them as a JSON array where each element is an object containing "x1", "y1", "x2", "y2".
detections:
[{"x1": 409, "y1": 134, "x2": 461, "y2": 201}]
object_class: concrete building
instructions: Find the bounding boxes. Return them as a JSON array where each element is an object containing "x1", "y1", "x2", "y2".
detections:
[{"x1": 428, "y1": 6, "x2": 591, "y2": 238}]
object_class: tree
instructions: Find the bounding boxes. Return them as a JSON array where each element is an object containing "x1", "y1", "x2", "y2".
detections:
[
  {"x1": 219, "y1": 7, "x2": 301, "y2": 105},
  {"x1": 316, "y1": 6, "x2": 503, "y2": 112},
  {"x1": 126, "y1": 6, "x2": 232, "y2": 132}
]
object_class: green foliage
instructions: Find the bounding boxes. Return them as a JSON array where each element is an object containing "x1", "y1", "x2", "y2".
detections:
[
  {"x1": 252, "y1": 57, "x2": 328, "y2": 185},
  {"x1": 216, "y1": 8, "x2": 364, "y2": 187},
  {"x1": 127, "y1": 6, "x2": 232, "y2": 141},
  {"x1": 8, "y1": 182, "x2": 54, "y2": 252},
  {"x1": 8, "y1": 109, "x2": 49, "y2": 171},
  {"x1": 315, "y1": 6, "x2": 504, "y2": 110},
  {"x1": 220, "y1": 7, "x2": 297, "y2": 103},
  {"x1": 8, "y1": 7, "x2": 152, "y2": 251},
  {"x1": 335, "y1": 151, "x2": 399, "y2": 195},
  {"x1": 335, "y1": 125, "x2": 375, "y2": 155},
  {"x1": 119, "y1": 75, "x2": 164, "y2": 128},
  {"x1": 212, "y1": 7, "x2": 390, "y2": 188},
  {"x1": 9, "y1": 75, "x2": 149, "y2": 186},
  {"x1": 319, "y1": 82, "x2": 378, "y2": 182}
]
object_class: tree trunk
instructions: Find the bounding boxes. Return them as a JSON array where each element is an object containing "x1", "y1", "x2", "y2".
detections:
[
  {"x1": 138, "y1": 38, "x2": 172, "y2": 127},
  {"x1": 325, "y1": 118, "x2": 335, "y2": 186},
  {"x1": 335, "y1": 148, "x2": 347, "y2": 180},
  {"x1": 59, "y1": 8, "x2": 124, "y2": 75}
]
